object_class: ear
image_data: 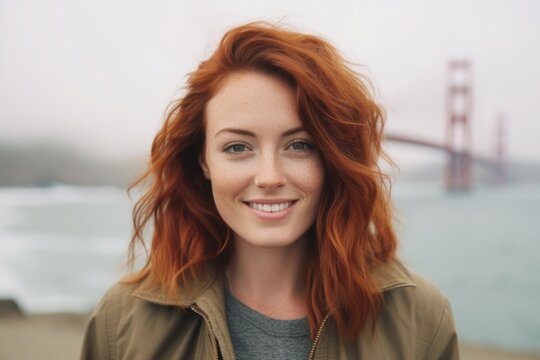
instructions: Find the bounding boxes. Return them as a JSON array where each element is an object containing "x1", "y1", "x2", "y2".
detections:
[{"x1": 198, "y1": 152, "x2": 211, "y2": 180}]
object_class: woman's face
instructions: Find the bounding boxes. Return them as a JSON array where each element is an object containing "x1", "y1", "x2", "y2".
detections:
[{"x1": 199, "y1": 71, "x2": 324, "y2": 249}]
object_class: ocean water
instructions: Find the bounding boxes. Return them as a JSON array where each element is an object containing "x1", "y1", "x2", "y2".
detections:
[
  {"x1": 0, "y1": 183, "x2": 538, "y2": 352},
  {"x1": 0, "y1": 186, "x2": 130, "y2": 313},
  {"x1": 393, "y1": 183, "x2": 540, "y2": 353}
]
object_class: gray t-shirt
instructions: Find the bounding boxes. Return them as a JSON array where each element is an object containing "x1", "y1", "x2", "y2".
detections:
[{"x1": 225, "y1": 288, "x2": 312, "y2": 359}]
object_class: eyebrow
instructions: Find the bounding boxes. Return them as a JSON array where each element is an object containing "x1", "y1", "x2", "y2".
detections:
[{"x1": 214, "y1": 126, "x2": 307, "y2": 139}]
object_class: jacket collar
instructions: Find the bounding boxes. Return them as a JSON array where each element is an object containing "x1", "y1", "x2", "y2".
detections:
[
  {"x1": 131, "y1": 263, "x2": 218, "y2": 308},
  {"x1": 131, "y1": 263, "x2": 236, "y2": 359},
  {"x1": 130, "y1": 258, "x2": 416, "y2": 307},
  {"x1": 371, "y1": 258, "x2": 417, "y2": 292}
]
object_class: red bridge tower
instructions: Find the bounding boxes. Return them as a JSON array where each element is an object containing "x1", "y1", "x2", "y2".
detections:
[
  {"x1": 446, "y1": 60, "x2": 473, "y2": 191},
  {"x1": 494, "y1": 113, "x2": 507, "y2": 183}
]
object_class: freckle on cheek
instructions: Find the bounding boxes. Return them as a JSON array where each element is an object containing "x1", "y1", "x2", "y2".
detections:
[
  {"x1": 296, "y1": 162, "x2": 324, "y2": 189},
  {"x1": 211, "y1": 173, "x2": 242, "y2": 193}
]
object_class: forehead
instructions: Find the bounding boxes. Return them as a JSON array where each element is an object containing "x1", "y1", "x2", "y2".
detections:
[{"x1": 205, "y1": 71, "x2": 301, "y2": 136}]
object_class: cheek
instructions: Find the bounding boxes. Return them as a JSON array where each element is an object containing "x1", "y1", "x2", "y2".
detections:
[
  {"x1": 286, "y1": 157, "x2": 325, "y2": 195},
  {"x1": 208, "y1": 162, "x2": 249, "y2": 202}
]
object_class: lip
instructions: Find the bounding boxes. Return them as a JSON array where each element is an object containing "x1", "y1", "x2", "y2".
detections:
[
  {"x1": 244, "y1": 198, "x2": 297, "y2": 204},
  {"x1": 243, "y1": 200, "x2": 297, "y2": 221}
]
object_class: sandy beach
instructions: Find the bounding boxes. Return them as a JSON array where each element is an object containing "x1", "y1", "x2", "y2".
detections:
[{"x1": 0, "y1": 312, "x2": 539, "y2": 360}]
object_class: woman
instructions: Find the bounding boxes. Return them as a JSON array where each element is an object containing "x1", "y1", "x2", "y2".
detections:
[{"x1": 82, "y1": 22, "x2": 459, "y2": 359}]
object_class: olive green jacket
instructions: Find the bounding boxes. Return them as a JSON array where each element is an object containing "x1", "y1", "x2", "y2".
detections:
[{"x1": 81, "y1": 260, "x2": 459, "y2": 359}]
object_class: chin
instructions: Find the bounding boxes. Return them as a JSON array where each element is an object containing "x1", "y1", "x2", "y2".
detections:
[{"x1": 234, "y1": 232, "x2": 305, "y2": 249}]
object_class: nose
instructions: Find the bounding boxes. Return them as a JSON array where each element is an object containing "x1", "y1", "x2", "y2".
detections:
[{"x1": 254, "y1": 153, "x2": 286, "y2": 190}]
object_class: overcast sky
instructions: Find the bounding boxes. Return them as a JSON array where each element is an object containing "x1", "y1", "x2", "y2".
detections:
[{"x1": 1, "y1": 0, "x2": 539, "y2": 166}]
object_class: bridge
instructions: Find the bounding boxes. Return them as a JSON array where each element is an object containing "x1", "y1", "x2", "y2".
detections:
[{"x1": 383, "y1": 60, "x2": 506, "y2": 191}]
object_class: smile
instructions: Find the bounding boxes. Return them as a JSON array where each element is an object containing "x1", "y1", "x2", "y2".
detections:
[{"x1": 247, "y1": 201, "x2": 294, "y2": 213}]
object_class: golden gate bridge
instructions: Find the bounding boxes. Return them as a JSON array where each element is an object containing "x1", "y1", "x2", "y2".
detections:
[{"x1": 384, "y1": 60, "x2": 507, "y2": 191}]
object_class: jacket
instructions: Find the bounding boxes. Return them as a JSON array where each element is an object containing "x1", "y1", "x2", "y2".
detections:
[{"x1": 81, "y1": 259, "x2": 459, "y2": 359}]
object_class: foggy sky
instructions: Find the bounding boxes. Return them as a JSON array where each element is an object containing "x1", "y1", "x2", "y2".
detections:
[{"x1": 1, "y1": 0, "x2": 539, "y2": 165}]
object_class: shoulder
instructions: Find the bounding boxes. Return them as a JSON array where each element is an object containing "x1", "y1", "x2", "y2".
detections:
[
  {"x1": 86, "y1": 281, "x2": 144, "y2": 327},
  {"x1": 88, "y1": 278, "x2": 198, "y2": 330},
  {"x1": 81, "y1": 282, "x2": 138, "y2": 359},
  {"x1": 81, "y1": 280, "x2": 197, "y2": 359},
  {"x1": 95, "y1": 281, "x2": 139, "y2": 312},
  {"x1": 406, "y1": 270, "x2": 452, "y2": 315},
  {"x1": 374, "y1": 259, "x2": 450, "y2": 311},
  {"x1": 373, "y1": 259, "x2": 450, "y2": 313},
  {"x1": 377, "y1": 262, "x2": 459, "y2": 359}
]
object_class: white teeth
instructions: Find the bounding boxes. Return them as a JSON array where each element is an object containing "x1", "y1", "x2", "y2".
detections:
[{"x1": 249, "y1": 201, "x2": 293, "y2": 213}]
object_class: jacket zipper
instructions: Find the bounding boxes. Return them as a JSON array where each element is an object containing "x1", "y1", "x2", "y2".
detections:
[
  {"x1": 190, "y1": 305, "x2": 219, "y2": 360},
  {"x1": 192, "y1": 304, "x2": 332, "y2": 360},
  {"x1": 191, "y1": 283, "x2": 416, "y2": 360},
  {"x1": 307, "y1": 283, "x2": 415, "y2": 359},
  {"x1": 308, "y1": 313, "x2": 330, "y2": 360}
]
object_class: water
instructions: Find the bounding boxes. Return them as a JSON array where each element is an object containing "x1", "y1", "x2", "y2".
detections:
[
  {"x1": 0, "y1": 183, "x2": 538, "y2": 352},
  {"x1": 393, "y1": 183, "x2": 540, "y2": 353},
  {"x1": 0, "y1": 186, "x2": 131, "y2": 313}
]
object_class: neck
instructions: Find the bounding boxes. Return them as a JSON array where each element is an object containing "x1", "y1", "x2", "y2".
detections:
[{"x1": 226, "y1": 235, "x2": 310, "y2": 319}]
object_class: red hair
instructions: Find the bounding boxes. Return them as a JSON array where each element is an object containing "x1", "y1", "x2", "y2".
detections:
[{"x1": 127, "y1": 22, "x2": 397, "y2": 341}]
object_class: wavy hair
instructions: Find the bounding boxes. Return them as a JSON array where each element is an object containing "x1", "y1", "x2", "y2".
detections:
[{"x1": 127, "y1": 22, "x2": 397, "y2": 341}]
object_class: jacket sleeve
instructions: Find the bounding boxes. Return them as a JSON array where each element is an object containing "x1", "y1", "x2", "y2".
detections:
[
  {"x1": 80, "y1": 288, "x2": 117, "y2": 360},
  {"x1": 423, "y1": 299, "x2": 460, "y2": 360}
]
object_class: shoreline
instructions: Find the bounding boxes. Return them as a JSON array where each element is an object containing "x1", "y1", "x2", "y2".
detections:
[{"x1": 0, "y1": 312, "x2": 539, "y2": 359}]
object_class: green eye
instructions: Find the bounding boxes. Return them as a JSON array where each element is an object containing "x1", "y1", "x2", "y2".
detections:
[
  {"x1": 225, "y1": 143, "x2": 248, "y2": 153},
  {"x1": 289, "y1": 141, "x2": 312, "y2": 151}
]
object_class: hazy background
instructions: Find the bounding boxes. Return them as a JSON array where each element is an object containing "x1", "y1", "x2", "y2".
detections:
[
  {"x1": 1, "y1": 0, "x2": 540, "y2": 358},
  {"x1": 1, "y1": 0, "x2": 539, "y2": 169}
]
